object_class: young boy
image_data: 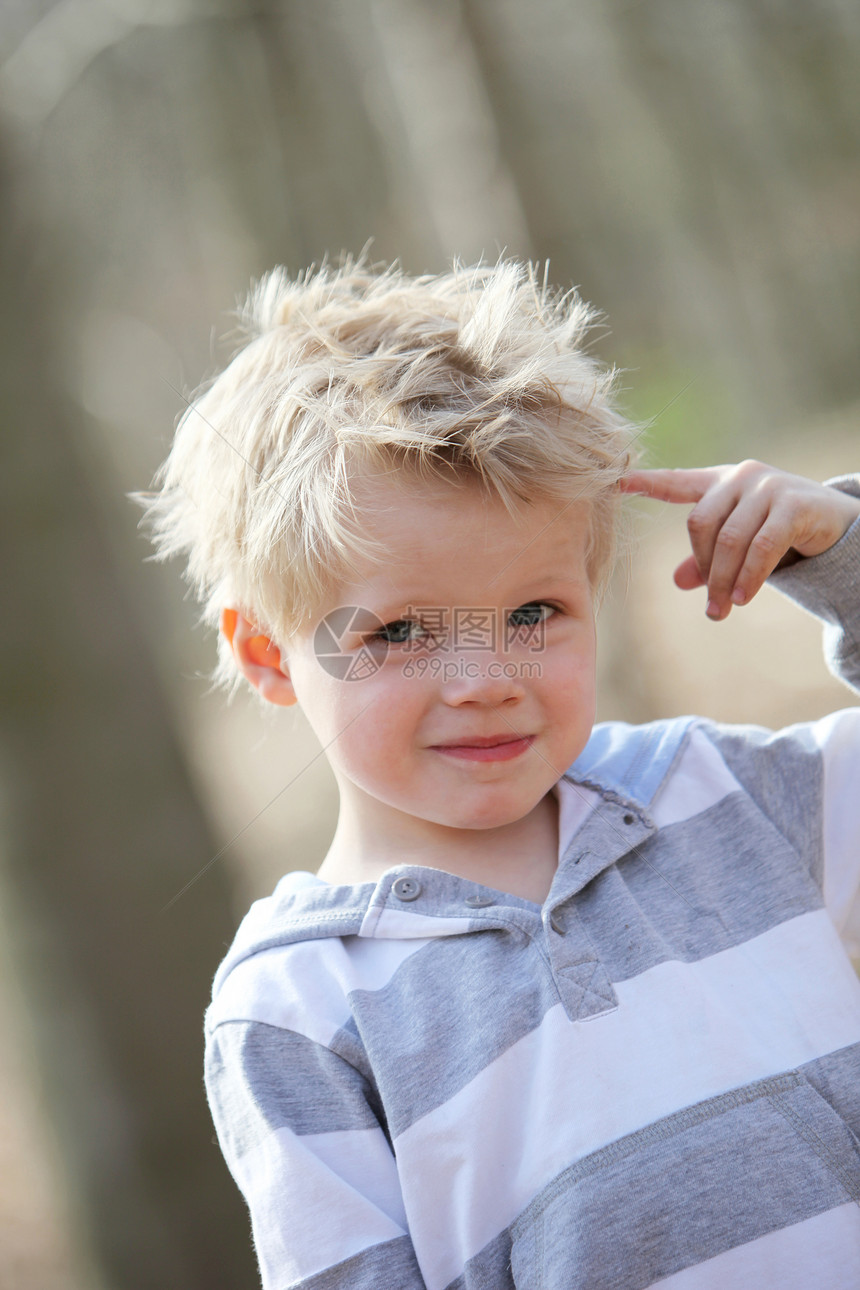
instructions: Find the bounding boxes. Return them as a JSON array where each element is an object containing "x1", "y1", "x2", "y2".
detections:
[{"x1": 143, "y1": 260, "x2": 860, "y2": 1289}]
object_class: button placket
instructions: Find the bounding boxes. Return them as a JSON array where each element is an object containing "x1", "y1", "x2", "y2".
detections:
[{"x1": 544, "y1": 904, "x2": 618, "y2": 1021}]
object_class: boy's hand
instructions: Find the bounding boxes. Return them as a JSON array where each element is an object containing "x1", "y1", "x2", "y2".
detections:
[{"x1": 620, "y1": 460, "x2": 860, "y2": 621}]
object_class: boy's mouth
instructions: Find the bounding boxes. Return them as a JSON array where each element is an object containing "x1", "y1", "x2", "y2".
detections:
[{"x1": 430, "y1": 734, "x2": 535, "y2": 762}]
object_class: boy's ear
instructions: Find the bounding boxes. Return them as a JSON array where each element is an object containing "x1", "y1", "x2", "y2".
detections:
[{"x1": 220, "y1": 609, "x2": 297, "y2": 707}]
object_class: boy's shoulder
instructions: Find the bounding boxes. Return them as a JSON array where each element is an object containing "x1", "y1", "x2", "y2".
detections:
[
  {"x1": 569, "y1": 709, "x2": 827, "y2": 813},
  {"x1": 567, "y1": 714, "x2": 696, "y2": 805},
  {"x1": 208, "y1": 870, "x2": 373, "y2": 992}
]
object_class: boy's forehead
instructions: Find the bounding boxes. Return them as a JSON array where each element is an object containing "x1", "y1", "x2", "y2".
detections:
[{"x1": 345, "y1": 471, "x2": 592, "y2": 599}]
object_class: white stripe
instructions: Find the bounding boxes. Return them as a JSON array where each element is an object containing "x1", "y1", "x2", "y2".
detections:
[
  {"x1": 811, "y1": 709, "x2": 860, "y2": 934},
  {"x1": 297, "y1": 1126, "x2": 408, "y2": 1230},
  {"x1": 364, "y1": 906, "x2": 480, "y2": 939},
  {"x1": 233, "y1": 1125, "x2": 406, "y2": 1288},
  {"x1": 208, "y1": 935, "x2": 431, "y2": 1046},
  {"x1": 396, "y1": 909, "x2": 860, "y2": 1290},
  {"x1": 651, "y1": 726, "x2": 743, "y2": 828},
  {"x1": 651, "y1": 1202, "x2": 860, "y2": 1289}
]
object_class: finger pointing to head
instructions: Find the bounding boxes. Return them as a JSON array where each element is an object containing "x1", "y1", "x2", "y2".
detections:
[{"x1": 619, "y1": 468, "x2": 720, "y2": 503}]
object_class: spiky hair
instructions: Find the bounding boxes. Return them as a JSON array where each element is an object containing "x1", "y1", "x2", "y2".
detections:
[{"x1": 137, "y1": 256, "x2": 635, "y2": 686}]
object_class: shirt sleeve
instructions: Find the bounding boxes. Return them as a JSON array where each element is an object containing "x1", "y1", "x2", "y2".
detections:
[
  {"x1": 204, "y1": 1018, "x2": 426, "y2": 1290},
  {"x1": 768, "y1": 474, "x2": 860, "y2": 694}
]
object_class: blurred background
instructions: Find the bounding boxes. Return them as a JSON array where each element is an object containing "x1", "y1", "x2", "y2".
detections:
[{"x1": 0, "y1": 0, "x2": 858, "y2": 1284}]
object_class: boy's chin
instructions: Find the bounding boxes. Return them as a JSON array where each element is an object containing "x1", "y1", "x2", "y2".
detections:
[{"x1": 426, "y1": 796, "x2": 546, "y2": 833}]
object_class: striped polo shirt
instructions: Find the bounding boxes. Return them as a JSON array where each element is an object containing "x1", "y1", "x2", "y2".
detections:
[{"x1": 205, "y1": 495, "x2": 860, "y2": 1289}]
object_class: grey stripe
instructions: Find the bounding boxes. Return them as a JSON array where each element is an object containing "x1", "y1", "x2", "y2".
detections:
[
  {"x1": 349, "y1": 931, "x2": 561, "y2": 1139},
  {"x1": 454, "y1": 1066, "x2": 860, "y2": 1290},
  {"x1": 703, "y1": 722, "x2": 824, "y2": 887},
  {"x1": 293, "y1": 1235, "x2": 424, "y2": 1289},
  {"x1": 805, "y1": 1041, "x2": 860, "y2": 1139},
  {"x1": 575, "y1": 792, "x2": 823, "y2": 982},
  {"x1": 205, "y1": 1021, "x2": 379, "y2": 1158}
]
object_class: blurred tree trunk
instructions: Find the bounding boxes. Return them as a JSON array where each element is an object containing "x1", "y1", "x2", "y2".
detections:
[
  {"x1": 0, "y1": 141, "x2": 257, "y2": 1288},
  {"x1": 333, "y1": 0, "x2": 533, "y2": 264}
]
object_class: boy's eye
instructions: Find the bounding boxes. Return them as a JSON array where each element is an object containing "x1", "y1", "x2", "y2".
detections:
[
  {"x1": 373, "y1": 619, "x2": 430, "y2": 645},
  {"x1": 508, "y1": 602, "x2": 555, "y2": 628}
]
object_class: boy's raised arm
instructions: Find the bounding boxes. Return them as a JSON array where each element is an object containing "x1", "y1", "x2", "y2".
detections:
[
  {"x1": 623, "y1": 459, "x2": 860, "y2": 959},
  {"x1": 621, "y1": 460, "x2": 860, "y2": 622}
]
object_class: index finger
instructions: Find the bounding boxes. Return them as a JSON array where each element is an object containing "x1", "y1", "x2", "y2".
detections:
[{"x1": 619, "y1": 467, "x2": 720, "y2": 504}]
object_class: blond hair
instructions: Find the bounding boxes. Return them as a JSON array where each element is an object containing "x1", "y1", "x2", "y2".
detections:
[{"x1": 138, "y1": 257, "x2": 635, "y2": 686}]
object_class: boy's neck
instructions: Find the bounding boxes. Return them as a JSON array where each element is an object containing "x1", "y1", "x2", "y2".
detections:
[{"x1": 316, "y1": 791, "x2": 560, "y2": 905}]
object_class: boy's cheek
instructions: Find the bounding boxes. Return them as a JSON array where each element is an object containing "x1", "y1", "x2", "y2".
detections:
[{"x1": 288, "y1": 668, "x2": 394, "y2": 751}]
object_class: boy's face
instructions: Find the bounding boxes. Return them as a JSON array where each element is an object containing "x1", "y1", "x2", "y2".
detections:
[{"x1": 279, "y1": 475, "x2": 597, "y2": 840}]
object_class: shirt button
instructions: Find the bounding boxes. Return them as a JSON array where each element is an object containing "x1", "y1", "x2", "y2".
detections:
[
  {"x1": 392, "y1": 877, "x2": 422, "y2": 902},
  {"x1": 464, "y1": 895, "x2": 495, "y2": 908},
  {"x1": 623, "y1": 813, "x2": 636, "y2": 825},
  {"x1": 549, "y1": 912, "x2": 566, "y2": 935}
]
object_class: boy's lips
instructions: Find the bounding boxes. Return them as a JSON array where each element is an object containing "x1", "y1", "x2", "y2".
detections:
[{"x1": 429, "y1": 733, "x2": 535, "y2": 762}]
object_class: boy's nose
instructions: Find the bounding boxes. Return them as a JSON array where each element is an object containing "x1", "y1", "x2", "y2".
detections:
[{"x1": 440, "y1": 658, "x2": 526, "y2": 707}]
